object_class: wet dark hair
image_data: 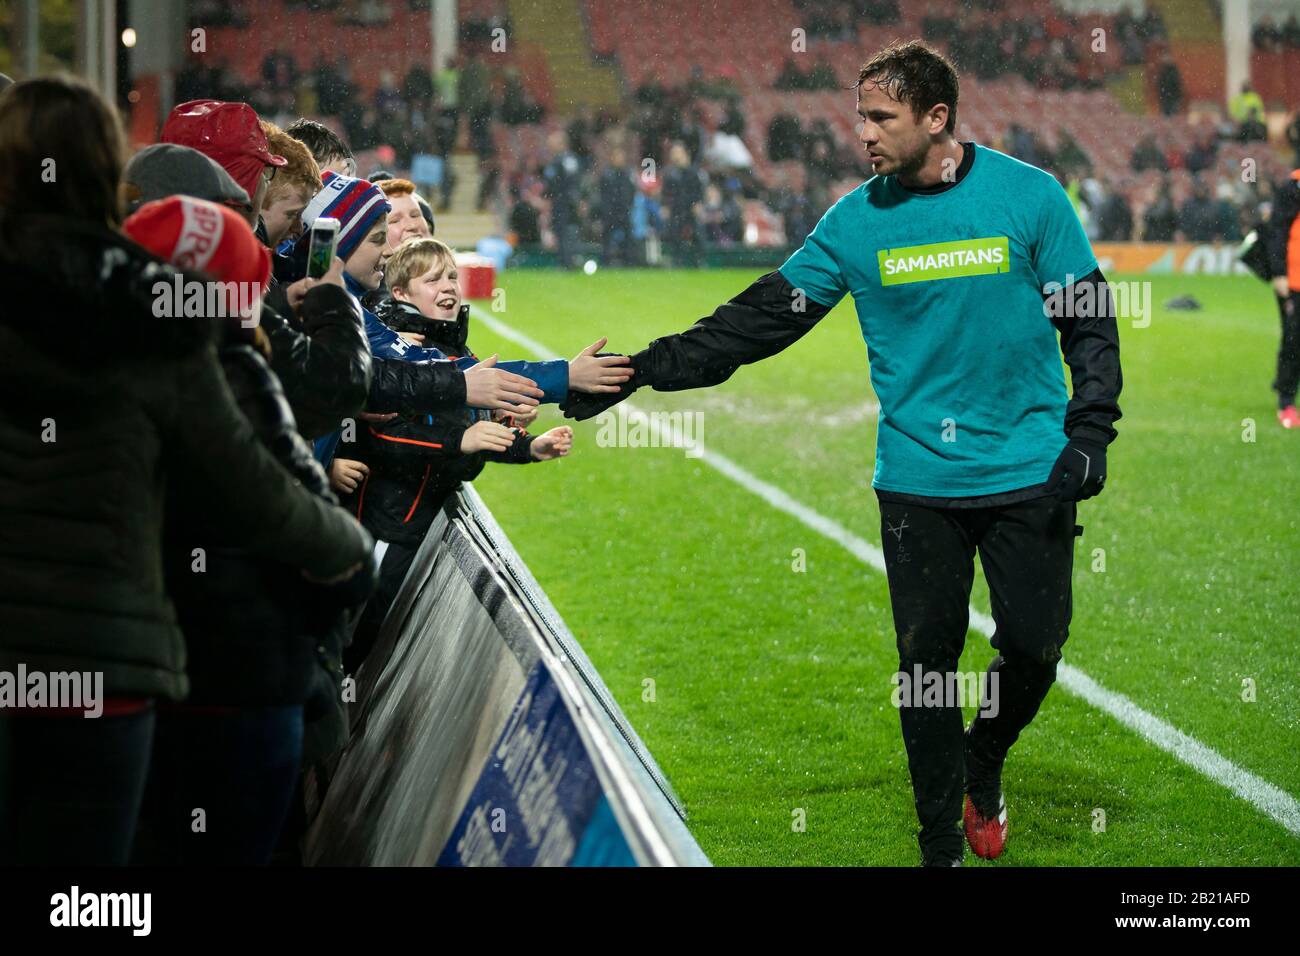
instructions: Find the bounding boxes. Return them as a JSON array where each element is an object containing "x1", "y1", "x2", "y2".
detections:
[
  {"x1": 857, "y1": 40, "x2": 959, "y2": 135},
  {"x1": 284, "y1": 118, "x2": 353, "y2": 169},
  {"x1": 0, "y1": 74, "x2": 127, "y2": 233}
]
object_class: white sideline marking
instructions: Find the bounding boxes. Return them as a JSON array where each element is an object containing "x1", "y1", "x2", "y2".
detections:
[{"x1": 472, "y1": 306, "x2": 1300, "y2": 839}]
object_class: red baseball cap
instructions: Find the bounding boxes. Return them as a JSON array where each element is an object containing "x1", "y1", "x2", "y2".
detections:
[
  {"x1": 123, "y1": 196, "x2": 271, "y2": 321},
  {"x1": 161, "y1": 100, "x2": 286, "y2": 202}
]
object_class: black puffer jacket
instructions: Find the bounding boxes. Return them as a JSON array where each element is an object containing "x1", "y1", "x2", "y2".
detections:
[
  {"x1": 369, "y1": 351, "x2": 468, "y2": 416},
  {"x1": 0, "y1": 218, "x2": 372, "y2": 701},
  {"x1": 164, "y1": 336, "x2": 376, "y2": 706},
  {"x1": 266, "y1": 252, "x2": 468, "y2": 432},
  {"x1": 346, "y1": 301, "x2": 534, "y2": 547}
]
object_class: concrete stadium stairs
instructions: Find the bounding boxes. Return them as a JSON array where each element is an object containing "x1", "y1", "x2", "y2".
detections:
[
  {"x1": 1106, "y1": 64, "x2": 1152, "y2": 114},
  {"x1": 1150, "y1": 0, "x2": 1220, "y2": 42},
  {"x1": 428, "y1": 155, "x2": 493, "y2": 250},
  {"x1": 506, "y1": 0, "x2": 621, "y2": 111},
  {"x1": 434, "y1": 211, "x2": 497, "y2": 250},
  {"x1": 1147, "y1": 0, "x2": 1225, "y2": 104}
]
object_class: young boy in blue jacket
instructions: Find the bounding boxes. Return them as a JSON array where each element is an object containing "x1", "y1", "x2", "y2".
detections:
[
  {"x1": 292, "y1": 178, "x2": 631, "y2": 667},
  {"x1": 291, "y1": 173, "x2": 627, "y2": 468}
]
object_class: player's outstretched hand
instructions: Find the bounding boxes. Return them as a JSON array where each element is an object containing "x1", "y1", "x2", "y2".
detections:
[
  {"x1": 1046, "y1": 437, "x2": 1107, "y2": 501},
  {"x1": 568, "y1": 338, "x2": 634, "y2": 393}
]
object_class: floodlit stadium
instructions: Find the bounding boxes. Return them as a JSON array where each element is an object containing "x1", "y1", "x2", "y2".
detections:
[{"x1": 1, "y1": 0, "x2": 1298, "y2": 907}]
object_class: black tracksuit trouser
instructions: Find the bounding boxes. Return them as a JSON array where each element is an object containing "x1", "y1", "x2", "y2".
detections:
[
  {"x1": 877, "y1": 492, "x2": 1081, "y2": 860},
  {"x1": 1274, "y1": 292, "x2": 1300, "y2": 408}
]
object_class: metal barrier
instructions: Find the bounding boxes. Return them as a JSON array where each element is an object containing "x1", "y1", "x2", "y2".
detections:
[{"x1": 303, "y1": 486, "x2": 709, "y2": 866}]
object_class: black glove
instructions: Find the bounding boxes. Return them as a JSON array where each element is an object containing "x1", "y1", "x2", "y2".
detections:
[
  {"x1": 560, "y1": 353, "x2": 641, "y2": 421},
  {"x1": 1046, "y1": 437, "x2": 1107, "y2": 502}
]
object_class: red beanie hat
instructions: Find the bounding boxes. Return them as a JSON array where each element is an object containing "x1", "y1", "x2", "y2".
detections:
[
  {"x1": 161, "y1": 100, "x2": 286, "y2": 203},
  {"x1": 123, "y1": 196, "x2": 272, "y2": 322}
]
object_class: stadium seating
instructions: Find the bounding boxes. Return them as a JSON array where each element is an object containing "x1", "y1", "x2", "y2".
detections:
[
  {"x1": 584, "y1": 0, "x2": 1295, "y2": 215},
  {"x1": 181, "y1": 0, "x2": 1298, "y2": 237},
  {"x1": 195, "y1": 0, "x2": 551, "y2": 104}
]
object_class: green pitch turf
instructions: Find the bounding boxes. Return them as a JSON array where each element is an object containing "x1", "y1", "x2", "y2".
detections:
[{"x1": 468, "y1": 268, "x2": 1299, "y2": 866}]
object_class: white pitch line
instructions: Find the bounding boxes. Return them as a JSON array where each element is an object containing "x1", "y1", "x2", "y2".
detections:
[{"x1": 472, "y1": 305, "x2": 1300, "y2": 838}]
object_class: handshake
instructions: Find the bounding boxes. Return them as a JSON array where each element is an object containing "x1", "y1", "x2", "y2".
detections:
[
  {"x1": 559, "y1": 342, "x2": 643, "y2": 421},
  {"x1": 464, "y1": 338, "x2": 638, "y2": 417}
]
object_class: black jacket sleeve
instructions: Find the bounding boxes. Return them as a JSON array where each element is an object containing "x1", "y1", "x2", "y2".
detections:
[
  {"x1": 155, "y1": 344, "x2": 372, "y2": 580},
  {"x1": 632, "y1": 270, "x2": 833, "y2": 390},
  {"x1": 219, "y1": 343, "x2": 377, "y2": 607},
  {"x1": 1267, "y1": 178, "x2": 1300, "y2": 279},
  {"x1": 219, "y1": 343, "x2": 337, "y2": 502},
  {"x1": 1045, "y1": 266, "x2": 1124, "y2": 446},
  {"x1": 364, "y1": 416, "x2": 468, "y2": 466},
  {"x1": 367, "y1": 356, "x2": 468, "y2": 416},
  {"x1": 261, "y1": 283, "x2": 372, "y2": 441}
]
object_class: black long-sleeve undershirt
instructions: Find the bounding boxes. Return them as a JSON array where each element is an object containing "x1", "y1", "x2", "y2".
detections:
[{"x1": 632, "y1": 264, "x2": 1122, "y2": 509}]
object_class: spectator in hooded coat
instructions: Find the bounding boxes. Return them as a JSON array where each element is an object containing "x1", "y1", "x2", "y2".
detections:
[
  {"x1": 123, "y1": 196, "x2": 376, "y2": 864},
  {"x1": 0, "y1": 75, "x2": 372, "y2": 866}
]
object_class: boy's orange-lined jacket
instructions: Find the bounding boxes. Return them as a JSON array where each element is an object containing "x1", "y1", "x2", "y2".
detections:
[{"x1": 344, "y1": 300, "x2": 536, "y2": 546}]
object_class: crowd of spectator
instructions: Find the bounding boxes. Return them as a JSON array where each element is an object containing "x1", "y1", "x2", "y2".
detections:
[
  {"x1": 188, "y1": 0, "x2": 500, "y2": 31},
  {"x1": 1251, "y1": 13, "x2": 1300, "y2": 51},
  {"x1": 1001, "y1": 114, "x2": 1296, "y2": 244},
  {"x1": 494, "y1": 72, "x2": 878, "y2": 266},
  {"x1": 923, "y1": 3, "x2": 1163, "y2": 90},
  {"x1": 177, "y1": 46, "x2": 543, "y2": 214},
  {"x1": 1113, "y1": 5, "x2": 1170, "y2": 65},
  {"x1": 771, "y1": 1, "x2": 1169, "y2": 92},
  {"x1": 495, "y1": 87, "x2": 1298, "y2": 262},
  {"x1": 174, "y1": 0, "x2": 1295, "y2": 261},
  {"x1": 774, "y1": 56, "x2": 843, "y2": 91},
  {"x1": 0, "y1": 72, "x2": 636, "y2": 866},
  {"x1": 180, "y1": 0, "x2": 543, "y2": 213},
  {"x1": 792, "y1": 0, "x2": 873, "y2": 40}
]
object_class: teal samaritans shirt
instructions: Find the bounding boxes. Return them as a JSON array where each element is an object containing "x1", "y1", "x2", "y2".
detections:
[{"x1": 779, "y1": 144, "x2": 1098, "y2": 497}]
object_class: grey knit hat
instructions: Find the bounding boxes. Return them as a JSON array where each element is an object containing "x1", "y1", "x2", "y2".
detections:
[{"x1": 123, "y1": 143, "x2": 251, "y2": 213}]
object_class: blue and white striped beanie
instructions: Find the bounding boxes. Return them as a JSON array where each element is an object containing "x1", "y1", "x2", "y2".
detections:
[{"x1": 299, "y1": 170, "x2": 391, "y2": 261}]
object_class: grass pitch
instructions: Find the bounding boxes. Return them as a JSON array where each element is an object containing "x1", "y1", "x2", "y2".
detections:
[{"x1": 469, "y1": 268, "x2": 1299, "y2": 866}]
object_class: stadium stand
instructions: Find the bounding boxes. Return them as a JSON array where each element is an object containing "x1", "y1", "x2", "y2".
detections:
[{"x1": 172, "y1": 0, "x2": 1300, "y2": 252}]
